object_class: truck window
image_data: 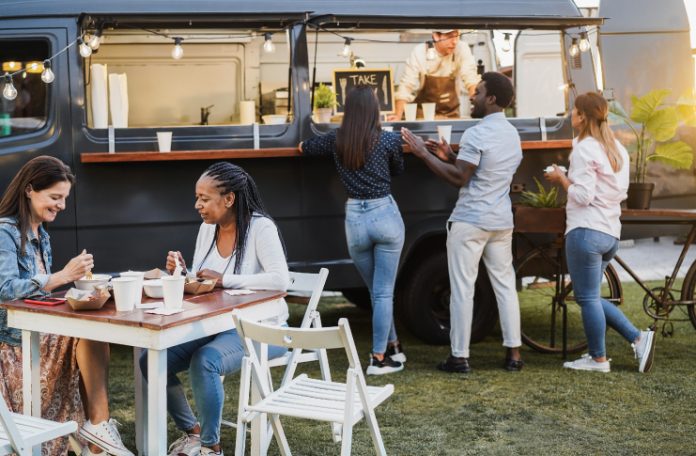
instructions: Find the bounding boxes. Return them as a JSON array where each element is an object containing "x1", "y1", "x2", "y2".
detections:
[
  {"x1": 84, "y1": 28, "x2": 291, "y2": 129},
  {"x1": 0, "y1": 39, "x2": 50, "y2": 139}
]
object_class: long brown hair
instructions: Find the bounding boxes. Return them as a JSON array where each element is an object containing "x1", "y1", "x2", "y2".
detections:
[
  {"x1": 574, "y1": 92, "x2": 623, "y2": 172},
  {"x1": 336, "y1": 86, "x2": 381, "y2": 170},
  {"x1": 0, "y1": 156, "x2": 75, "y2": 254}
]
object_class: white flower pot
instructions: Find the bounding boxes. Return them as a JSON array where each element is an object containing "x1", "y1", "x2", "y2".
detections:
[{"x1": 314, "y1": 108, "x2": 333, "y2": 123}]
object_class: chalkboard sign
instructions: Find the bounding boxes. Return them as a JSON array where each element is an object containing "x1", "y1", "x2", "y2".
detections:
[{"x1": 332, "y1": 68, "x2": 394, "y2": 113}]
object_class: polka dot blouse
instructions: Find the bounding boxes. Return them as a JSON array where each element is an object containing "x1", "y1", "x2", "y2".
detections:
[{"x1": 301, "y1": 130, "x2": 405, "y2": 199}]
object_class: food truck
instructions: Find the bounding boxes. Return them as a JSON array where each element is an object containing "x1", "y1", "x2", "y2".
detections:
[{"x1": 0, "y1": 0, "x2": 693, "y2": 344}]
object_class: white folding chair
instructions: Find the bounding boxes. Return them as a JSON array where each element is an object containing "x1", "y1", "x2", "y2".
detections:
[
  {"x1": 232, "y1": 313, "x2": 393, "y2": 456},
  {"x1": 0, "y1": 393, "x2": 78, "y2": 456}
]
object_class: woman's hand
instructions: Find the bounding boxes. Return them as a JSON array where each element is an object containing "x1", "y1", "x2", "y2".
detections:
[
  {"x1": 544, "y1": 165, "x2": 570, "y2": 191},
  {"x1": 60, "y1": 251, "x2": 94, "y2": 283},
  {"x1": 166, "y1": 251, "x2": 187, "y2": 274},
  {"x1": 197, "y1": 269, "x2": 223, "y2": 287}
]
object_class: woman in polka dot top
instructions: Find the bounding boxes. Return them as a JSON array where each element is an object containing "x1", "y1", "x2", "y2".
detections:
[{"x1": 300, "y1": 86, "x2": 406, "y2": 375}]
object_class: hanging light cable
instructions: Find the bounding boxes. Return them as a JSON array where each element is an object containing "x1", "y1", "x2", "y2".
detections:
[
  {"x1": 171, "y1": 37, "x2": 184, "y2": 59},
  {"x1": 569, "y1": 38, "x2": 580, "y2": 58},
  {"x1": 341, "y1": 37, "x2": 353, "y2": 57},
  {"x1": 41, "y1": 60, "x2": 55, "y2": 83},
  {"x1": 579, "y1": 31, "x2": 590, "y2": 53},
  {"x1": 426, "y1": 40, "x2": 437, "y2": 60},
  {"x1": 2, "y1": 75, "x2": 17, "y2": 101},
  {"x1": 263, "y1": 33, "x2": 275, "y2": 53},
  {"x1": 501, "y1": 32, "x2": 512, "y2": 52}
]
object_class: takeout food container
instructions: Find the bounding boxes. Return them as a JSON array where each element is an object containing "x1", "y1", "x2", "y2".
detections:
[
  {"x1": 143, "y1": 279, "x2": 164, "y2": 298},
  {"x1": 144, "y1": 268, "x2": 167, "y2": 280},
  {"x1": 184, "y1": 277, "x2": 217, "y2": 295},
  {"x1": 66, "y1": 286, "x2": 110, "y2": 311},
  {"x1": 74, "y1": 274, "x2": 112, "y2": 291},
  {"x1": 262, "y1": 114, "x2": 286, "y2": 125}
]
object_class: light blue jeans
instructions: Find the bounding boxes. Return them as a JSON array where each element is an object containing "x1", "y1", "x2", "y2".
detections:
[
  {"x1": 345, "y1": 195, "x2": 405, "y2": 355},
  {"x1": 565, "y1": 227, "x2": 640, "y2": 358},
  {"x1": 139, "y1": 328, "x2": 287, "y2": 446}
]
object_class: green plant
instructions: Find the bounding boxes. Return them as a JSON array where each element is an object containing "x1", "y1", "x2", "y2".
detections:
[
  {"x1": 609, "y1": 89, "x2": 694, "y2": 184},
  {"x1": 518, "y1": 177, "x2": 564, "y2": 208},
  {"x1": 313, "y1": 83, "x2": 337, "y2": 110}
]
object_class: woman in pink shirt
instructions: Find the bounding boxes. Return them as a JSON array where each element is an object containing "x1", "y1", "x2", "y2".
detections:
[{"x1": 546, "y1": 92, "x2": 656, "y2": 373}]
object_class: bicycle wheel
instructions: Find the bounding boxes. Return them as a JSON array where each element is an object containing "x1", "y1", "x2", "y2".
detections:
[
  {"x1": 516, "y1": 248, "x2": 623, "y2": 354},
  {"x1": 681, "y1": 260, "x2": 696, "y2": 329}
]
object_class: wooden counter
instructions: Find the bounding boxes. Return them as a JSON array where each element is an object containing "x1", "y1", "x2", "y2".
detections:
[{"x1": 80, "y1": 139, "x2": 573, "y2": 163}]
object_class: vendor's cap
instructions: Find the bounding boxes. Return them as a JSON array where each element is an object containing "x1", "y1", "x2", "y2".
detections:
[{"x1": 433, "y1": 29, "x2": 457, "y2": 34}]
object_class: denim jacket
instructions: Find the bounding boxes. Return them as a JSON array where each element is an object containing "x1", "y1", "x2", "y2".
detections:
[{"x1": 0, "y1": 216, "x2": 52, "y2": 345}]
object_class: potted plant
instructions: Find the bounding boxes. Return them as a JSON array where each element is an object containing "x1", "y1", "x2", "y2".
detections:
[
  {"x1": 609, "y1": 89, "x2": 694, "y2": 209},
  {"x1": 313, "y1": 83, "x2": 337, "y2": 123},
  {"x1": 513, "y1": 177, "x2": 566, "y2": 234}
]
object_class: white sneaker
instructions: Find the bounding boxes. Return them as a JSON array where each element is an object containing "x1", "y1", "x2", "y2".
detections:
[
  {"x1": 632, "y1": 330, "x2": 656, "y2": 373},
  {"x1": 79, "y1": 419, "x2": 134, "y2": 456},
  {"x1": 563, "y1": 355, "x2": 610, "y2": 373},
  {"x1": 168, "y1": 432, "x2": 201, "y2": 456},
  {"x1": 200, "y1": 447, "x2": 223, "y2": 456}
]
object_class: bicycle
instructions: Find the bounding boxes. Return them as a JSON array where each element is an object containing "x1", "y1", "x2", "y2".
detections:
[{"x1": 514, "y1": 208, "x2": 696, "y2": 356}]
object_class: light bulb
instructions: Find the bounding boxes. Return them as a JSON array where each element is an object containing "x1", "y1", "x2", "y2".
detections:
[
  {"x1": 79, "y1": 38, "x2": 92, "y2": 58},
  {"x1": 41, "y1": 60, "x2": 54, "y2": 83},
  {"x1": 171, "y1": 37, "x2": 184, "y2": 59},
  {"x1": 89, "y1": 30, "x2": 103, "y2": 50},
  {"x1": 569, "y1": 38, "x2": 580, "y2": 58},
  {"x1": 579, "y1": 32, "x2": 590, "y2": 53},
  {"x1": 341, "y1": 38, "x2": 352, "y2": 57},
  {"x1": 263, "y1": 33, "x2": 275, "y2": 53},
  {"x1": 426, "y1": 41, "x2": 437, "y2": 61},
  {"x1": 3, "y1": 76, "x2": 17, "y2": 101},
  {"x1": 501, "y1": 33, "x2": 512, "y2": 52}
]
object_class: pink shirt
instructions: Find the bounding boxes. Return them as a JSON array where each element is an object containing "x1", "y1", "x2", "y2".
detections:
[{"x1": 565, "y1": 137, "x2": 629, "y2": 239}]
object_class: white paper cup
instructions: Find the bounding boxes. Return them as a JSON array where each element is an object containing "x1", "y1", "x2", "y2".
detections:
[
  {"x1": 112, "y1": 277, "x2": 138, "y2": 312},
  {"x1": 437, "y1": 125, "x2": 453, "y2": 144},
  {"x1": 161, "y1": 276, "x2": 186, "y2": 310},
  {"x1": 157, "y1": 132, "x2": 172, "y2": 152},
  {"x1": 404, "y1": 103, "x2": 417, "y2": 121},
  {"x1": 381, "y1": 126, "x2": 394, "y2": 132},
  {"x1": 422, "y1": 103, "x2": 436, "y2": 121},
  {"x1": 120, "y1": 271, "x2": 145, "y2": 307}
]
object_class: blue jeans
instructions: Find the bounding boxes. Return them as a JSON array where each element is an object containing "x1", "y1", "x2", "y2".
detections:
[
  {"x1": 139, "y1": 328, "x2": 287, "y2": 446},
  {"x1": 565, "y1": 228, "x2": 640, "y2": 358},
  {"x1": 345, "y1": 195, "x2": 405, "y2": 354}
]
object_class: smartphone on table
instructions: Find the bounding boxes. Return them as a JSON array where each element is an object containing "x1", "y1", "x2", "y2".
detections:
[{"x1": 23, "y1": 296, "x2": 66, "y2": 306}]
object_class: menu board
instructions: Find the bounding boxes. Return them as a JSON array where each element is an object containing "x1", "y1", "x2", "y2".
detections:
[{"x1": 332, "y1": 68, "x2": 394, "y2": 113}]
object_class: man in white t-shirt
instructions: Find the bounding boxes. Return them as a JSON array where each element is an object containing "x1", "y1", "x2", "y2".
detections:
[{"x1": 390, "y1": 29, "x2": 479, "y2": 120}]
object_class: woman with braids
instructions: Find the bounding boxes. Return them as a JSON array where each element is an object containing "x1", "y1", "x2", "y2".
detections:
[
  {"x1": 139, "y1": 161, "x2": 289, "y2": 456},
  {"x1": 545, "y1": 92, "x2": 656, "y2": 373},
  {"x1": 300, "y1": 85, "x2": 406, "y2": 375}
]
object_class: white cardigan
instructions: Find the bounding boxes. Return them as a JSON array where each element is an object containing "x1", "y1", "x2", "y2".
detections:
[{"x1": 191, "y1": 215, "x2": 290, "y2": 323}]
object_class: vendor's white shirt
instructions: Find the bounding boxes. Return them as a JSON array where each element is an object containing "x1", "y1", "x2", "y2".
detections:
[
  {"x1": 565, "y1": 137, "x2": 630, "y2": 239},
  {"x1": 191, "y1": 215, "x2": 290, "y2": 324},
  {"x1": 395, "y1": 41, "x2": 480, "y2": 103}
]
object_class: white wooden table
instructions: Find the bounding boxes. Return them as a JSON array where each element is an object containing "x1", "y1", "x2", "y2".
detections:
[{"x1": 1, "y1": 289, "x2": 286, "y2": 456}]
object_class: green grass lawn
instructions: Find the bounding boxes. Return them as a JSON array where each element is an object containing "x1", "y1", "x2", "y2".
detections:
[{"x1": 106, "y1": 282, "x2": 696, "y2": 455}]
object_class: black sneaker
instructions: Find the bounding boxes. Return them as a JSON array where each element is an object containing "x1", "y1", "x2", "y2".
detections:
[
  {"x1": 385, "y1": 342, "x2": 407, "y2": 363},
  {"x1": 366, "y1": 354, "x2": 404, "y2": 375},
  {"x1": 437, "y1": 355, "x2": 471, "y2": 373}
]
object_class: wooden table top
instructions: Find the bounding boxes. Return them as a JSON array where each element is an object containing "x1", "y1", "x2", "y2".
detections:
[
  {"x1": 0, "y1": 289, "x2": 286, "y2": 331},
  {"x1": 621, "y1": 208, "x2": 696, "y2": 224}
]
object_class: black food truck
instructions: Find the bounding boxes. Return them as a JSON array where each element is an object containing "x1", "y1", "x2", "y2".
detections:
[{"x1": 1, "y1": 0, "x2": 694, "y2": 344}]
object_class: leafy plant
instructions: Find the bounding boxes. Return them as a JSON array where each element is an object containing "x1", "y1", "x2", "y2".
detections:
[
  {"x1": 313, "y1": 83, "x2": 337, "y2": 110},
  {"x1": 609, "y1": 89, "x2": 694, "y2": 184},
  {"x1": 518, "y1": 177, "x2": 564, "y2": 208}
]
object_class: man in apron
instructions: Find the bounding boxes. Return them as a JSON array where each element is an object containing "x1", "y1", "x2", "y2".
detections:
[{"x1": 390, "y1": 29, "x2": 479, "y2": 120}]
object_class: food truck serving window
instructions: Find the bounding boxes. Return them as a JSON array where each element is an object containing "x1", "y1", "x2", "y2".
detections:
[
  {"x1": 85, "y1": 28, "x2": 291, "y2": 129},
  {"x1": 0, "y1": 40, "x2": 50, "y2": 139}
]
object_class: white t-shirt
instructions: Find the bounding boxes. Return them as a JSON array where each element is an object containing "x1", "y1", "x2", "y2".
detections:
[
  {"x1": 565, "y1": 137, "x2": 630, "y2": 239},
  {"x1": 191, "y1": 214, "x2": 290, "y2": 323}
]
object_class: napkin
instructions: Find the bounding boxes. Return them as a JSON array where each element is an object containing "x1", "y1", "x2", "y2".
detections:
[
  {"x1": 224, "y1": 289, "x2": 255, "y2": 296},
  {"x1": 145, "y1": 306, "x2": 186, "y2": 316}
]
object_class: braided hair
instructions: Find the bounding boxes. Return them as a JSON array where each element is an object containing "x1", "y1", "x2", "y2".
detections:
[{"x1": 201, "y1": 162, "x2": 282, "y2": 274}]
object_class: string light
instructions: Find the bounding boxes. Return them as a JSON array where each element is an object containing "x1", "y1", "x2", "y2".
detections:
[
  {"x1": 78, "y1": 37, "x2": 93, "y2": 58},
  {"x1": 341, "y1": 37, "x2": 353, "y2": 57},
  {"x1": 569, "y1": 38, "x2": 580, "y2": 57},
  {"x1": 171, "y1": 37, "x2": 184, "y2": 59},
  {"x1": 89, "y1": 28, "x2": 103, "y2": 50},
  {"x1": 41, "y1": 60, "x2": 55, "y2": 83},
  {"x1": 263, "y1": 33, "x2": 275, "y2": 53},
  {"x1": 2, "y1": 75, "x2": 17, "y2": 101},
  {"x1": 579, "y1": 31, "x2": 590, "y2": 53},
  {"x1": 426, "y1": 40, "x2": 437, "y2": 60},
  {"x1": 502, "y1": 33, "x2": 512, "y2": 52}
]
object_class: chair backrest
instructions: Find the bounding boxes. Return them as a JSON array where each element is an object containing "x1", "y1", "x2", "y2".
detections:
[
  {"x1": 0, "y1": 393, "x2": 25, "y2": 454},
  {"x1": 287, "y1": 268, "x2": 329, "y2": 329}
]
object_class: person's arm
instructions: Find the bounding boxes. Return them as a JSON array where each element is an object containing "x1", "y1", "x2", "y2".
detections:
[
  {"x1": 388, "y1": 134, "x2": 405, "y2": 176},
  {"x1": 548, "y1": 143, "x2": 597, "y2": 206},
  {"x1": 391, "y1": 46, "x2": 424, "y2": 120},
  {"x1": 457, "y1": 43, "x2": 480, "y2": 96},
  {"x1": 221, "y1": 219, "x2": 289, "y2": 291},
  {"x1": 402, "y1": 128, "x2": 476, "y2": 187},
  {"x1": 299, "y1": 131, "x2": 336, "y2": 157}
]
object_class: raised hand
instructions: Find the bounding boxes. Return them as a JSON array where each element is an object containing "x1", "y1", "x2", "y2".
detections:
[{"x1": 61, "y1": 251, "x2": 94, "y2": 282}]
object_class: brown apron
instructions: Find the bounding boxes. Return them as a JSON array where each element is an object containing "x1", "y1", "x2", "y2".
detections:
[{"x1": 414, "y1": 74, "x2": 460, "y2": 118}]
